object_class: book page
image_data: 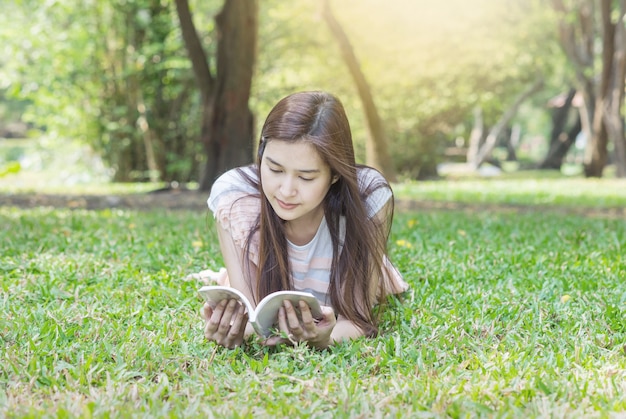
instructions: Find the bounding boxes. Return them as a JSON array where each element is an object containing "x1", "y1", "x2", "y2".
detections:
[
  {"x1": 197, "y1": 286, "x2": 255, "y2": 315},
  {"x1": 253, "y1": 291, "x2": 322, "y2": 337},
  {"x1": 198, "y1": 286, "x2": 323, "y2": 338}
]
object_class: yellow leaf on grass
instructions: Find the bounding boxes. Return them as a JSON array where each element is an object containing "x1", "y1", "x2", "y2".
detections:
[{"x1": 396, "y1": 239, "x2": 412, "y2": 248}]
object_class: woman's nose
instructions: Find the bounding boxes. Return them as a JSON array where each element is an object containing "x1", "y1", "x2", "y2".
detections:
[{"x1": 280, "y1": 177, "x2": 297, "y2": 196}]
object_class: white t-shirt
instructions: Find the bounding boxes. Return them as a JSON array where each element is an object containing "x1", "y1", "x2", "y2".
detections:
[{"x1": 208, "y1": 166, "x2": 408, "y2": 305}]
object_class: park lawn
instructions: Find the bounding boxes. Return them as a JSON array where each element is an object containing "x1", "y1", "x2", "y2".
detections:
[
  {"x1": 393, "y1": 175, "x2": 626, "y2": 208},
  {"x1": 1, "y1": 201, "x2": 625, "y2": 417}
]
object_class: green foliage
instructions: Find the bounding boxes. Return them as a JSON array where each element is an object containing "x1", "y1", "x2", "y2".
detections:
[
  {"x1": 1, "y1": 0, "x2": 217, "y2": 183},
  {"x1": 1, "y1": 179, "x2": 625, "y2": 416},
  {"x1": 254, "y1": 0, "x2": 567, "y2": 176},
  {"x1": 0, "y1": 162, "x2": 21, "y2": 178},
  {"x1": 88, "y1": 0, "x2": 204, "y2": 182},
  {"x1": 3, "y1": 0, "x2": 572, "y2": 182},
  {"x1": 0, "y1": 139, "x2": 23, "y2": 178}
]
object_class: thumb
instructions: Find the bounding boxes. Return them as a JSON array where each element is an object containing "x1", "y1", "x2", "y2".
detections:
[{"x1": 319, "y1": 305, "x2": 336, "y2": 325}]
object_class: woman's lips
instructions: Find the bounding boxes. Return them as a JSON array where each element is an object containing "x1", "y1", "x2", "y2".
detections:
[{"x1": 276, "y1": 199, "x2": 298, "y2": 210}]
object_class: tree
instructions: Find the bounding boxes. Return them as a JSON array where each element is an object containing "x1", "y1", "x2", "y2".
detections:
[
  {"x1": 2, "y1": 0, "x2": 205, "y2": 183},
  {"x1": 600, "y1": 0, "x2": 626, "y2": 177},
  {"x1": 94, "y1": 0, "x2": 191, "y2": 182},
  {"x1": 320, "y1": 0, "x2": 396, "y2": 182},
  {"x1": 469, "y1": 78, "x2": 544, "y2": 169},
  {"x1": 538, "y1": 89, "x2": 582, "y2": 170},
  {"x1": 175, "y1": 0, "x2": 257, "y2": 191},
  {"x1": 552, "y1": 0, "x2": 626, "y2": 177},
  {"x1": 322, "y1": 0, "x2": 560, "y2": 179}
]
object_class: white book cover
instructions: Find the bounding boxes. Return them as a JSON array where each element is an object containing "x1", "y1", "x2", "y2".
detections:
[{"x1": 198, "y1": 286, "x2": 323, "y2": 337}]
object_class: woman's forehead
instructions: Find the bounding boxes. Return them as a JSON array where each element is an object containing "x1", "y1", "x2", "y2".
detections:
[{"x1": 262, "y1": 140, "x2": 329, "y2": 171}]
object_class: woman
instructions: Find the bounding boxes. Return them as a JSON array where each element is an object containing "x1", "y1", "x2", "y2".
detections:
[{"x1": 201, "y1": 91, "x2": 408, "y2": 349}]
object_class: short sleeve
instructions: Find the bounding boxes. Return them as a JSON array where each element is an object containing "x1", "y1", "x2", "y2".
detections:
[
  {"x1": 358, "y1": 167, "x2": 392, "y2": 218},
  {"x1": 207, "y1": 166, "x2": 258, "y2": 214},
  {"x1": 207, "y1": 167, "x2": 261, "y2": 265}
]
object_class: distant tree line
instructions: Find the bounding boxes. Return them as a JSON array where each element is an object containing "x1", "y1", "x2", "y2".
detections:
[{"x1": 2, "y1": 0, "x2": 625, "y2": 189}]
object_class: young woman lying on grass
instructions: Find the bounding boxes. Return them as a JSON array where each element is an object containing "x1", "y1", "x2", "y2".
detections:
[{"x1": 200, "y1": 91, "x2": 408, "y2": 349}]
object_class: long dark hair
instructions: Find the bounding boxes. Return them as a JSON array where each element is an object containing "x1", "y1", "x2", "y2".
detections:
[{"x1": 241, "y1": 91, "x2": 395, "y2": 336}]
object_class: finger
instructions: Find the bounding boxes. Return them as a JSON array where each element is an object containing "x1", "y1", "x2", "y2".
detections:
[
  {"x1": 210, "y1": 298, "x2": 228, "y2": 318},
  {"x1": 217, "y1": 299, "x2": 240, "y2": 335},
  {"x1": 276, "y1": 306, "x2": 297, "y2": 344},
  {"x1": 204, "y1": 299, "x2": 227, "y2": 338},
  {"x1": 283, "y1": 300, "x2": 304, "y2": 335},
  {"x1": 221, "y1": 305, "x2": 247, "y2": 349},
  {"x1": 319, "y1": 305, "x2": 337, "y2": 327},
  {"x1": 298, "y1": 300, "x2": 317, "y2": 332},
  {"x1": 228, "y1": 304, "x2": 248, "y2": 339},
  {"x1": 277, "y1": 306, "x2": 290, "y2": 334}
]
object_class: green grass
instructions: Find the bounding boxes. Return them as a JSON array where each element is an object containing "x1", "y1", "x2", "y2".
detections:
[
  {"x1": 393, "y1": 175, "x2": 626, "y2": 208},
  {"x1": 3, "y1": 164, "x2": 624, "y2": 211},
  {"x1": 1, "y1": 201, "x2": 626, "y2": 417}
]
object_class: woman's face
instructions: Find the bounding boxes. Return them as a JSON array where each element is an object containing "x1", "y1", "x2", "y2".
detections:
[{"x1": 260, "y1": 140, "x2": 335, "y2": 226}]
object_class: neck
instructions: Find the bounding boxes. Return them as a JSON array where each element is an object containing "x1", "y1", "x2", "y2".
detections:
[{"x1": 285, "y1": 208, "x2": 324, "y2": 246}]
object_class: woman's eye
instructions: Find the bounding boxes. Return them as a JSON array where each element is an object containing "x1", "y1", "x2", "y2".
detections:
[
  {"x1": 299, "y1": 177, "x2": 314, "y2": 182},
  {"x1": 269, "y1": 168, "x2": 282, "y2": 173}
]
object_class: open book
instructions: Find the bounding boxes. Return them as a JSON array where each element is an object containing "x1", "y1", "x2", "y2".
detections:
[{"x1": 198, "y1": 286, "x2": 323, "y2": 338}]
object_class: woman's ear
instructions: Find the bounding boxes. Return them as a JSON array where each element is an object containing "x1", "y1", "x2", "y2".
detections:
[
  {"x1": 257, "y1": 138, "x2": 267, "y2": 159},
  {"x1": 331, "y1": 175, "x2": 339, "y2": 184}
]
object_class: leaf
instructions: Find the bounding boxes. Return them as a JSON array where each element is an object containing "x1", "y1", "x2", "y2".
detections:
[{"x1": 0, "y1": 161, "x2": 21, "y2": 177}]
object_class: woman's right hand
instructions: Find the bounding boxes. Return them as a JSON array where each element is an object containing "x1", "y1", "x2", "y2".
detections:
[
  {"x1": 263, "y1": 301, "x2": 337, "y2": 349},
  {"x1": 201, "y1": 299, "x2": 248, "y2": 349}
]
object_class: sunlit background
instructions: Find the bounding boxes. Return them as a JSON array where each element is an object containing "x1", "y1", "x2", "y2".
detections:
[{"x1": 0, "y1": 0, "x2": 619, "y2": 190}]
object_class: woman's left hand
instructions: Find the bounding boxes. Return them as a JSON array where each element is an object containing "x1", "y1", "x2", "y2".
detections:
[{"x1": 263, "y1": 300, "x2": 336, "y2": 349}]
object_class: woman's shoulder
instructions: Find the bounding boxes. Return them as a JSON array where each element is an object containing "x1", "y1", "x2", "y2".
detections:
[
  {"x1": 209, "y1": 167, "x2": 261, "y2": 248},
  {"x1": 356, "y1": 166, "x2": 392, "y2": 196},
  {"x1": 207, "y1": 166, "x2": 259, "y2": 212},
  {"x1": 213, "y1": 165, "x2": 258, "y2": 189},
  {"x1": 357, "y1": 166, "x2": 390, "y2": 187},
  {"x1": 356, "y1": 166, "x2": 392, "y2": 217}
]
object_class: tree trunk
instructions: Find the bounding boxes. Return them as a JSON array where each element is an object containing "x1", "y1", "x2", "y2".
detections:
[
  {"x1": 602, "y1": 0, "x2": 626, "y2": 178},
  {"x1": 472, "y1": 78, "x2": 543, "y2": 169},
  {"x1": 584, "y1": 0, "x2": 613, "y2": 177},
  {"x1": 466, "y1": 107, "x2": 484, "y2": 166},
  {"x1": 552, "y1": 0, "x2": 596, "y2": 145},
  {"x1": 211, "y1": 0, "x2": 257, "y2": 187},
  {"x1": 175, "y1": 0, "x2": 257, "y2": 191},
  {"x1": 552, "y1": 0, "x2": 626, "y2": 178},
  {"x1": 506, "y1": 124, "x2": 521, "y2": 162},
  {"x1": 321, "y1": 0, "x2": 397, "y2": 182},
  {"x1": 137, "y1": 98, "x2": 159, "y2": 182},
  {"x1": 538, "y1": 89, "x2": 580, "y2": 170}
]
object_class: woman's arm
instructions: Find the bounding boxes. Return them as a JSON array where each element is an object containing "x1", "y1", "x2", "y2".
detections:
[
  {"x1": 201, "y1": 222, "x2": 258, "y2": 348},
  {"x1": 331, "y1": 315, "x2": 365, "y2": 342},
  {"x1": 215, "y1": 222, "x2": 257, "y2": 304}
]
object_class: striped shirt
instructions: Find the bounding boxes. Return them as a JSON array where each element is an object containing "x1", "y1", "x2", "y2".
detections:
[{"x1": 207, "y1": 166, "x2": 408, "y2": 305}]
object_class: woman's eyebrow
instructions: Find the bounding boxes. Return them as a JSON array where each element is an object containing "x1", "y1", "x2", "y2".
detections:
[{"x1": 265, "y1": 156, "x2": 320, "y2": 173}]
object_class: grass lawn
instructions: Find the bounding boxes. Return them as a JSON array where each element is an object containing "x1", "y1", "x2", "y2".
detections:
[
  {"x1": 1, "y1": 180, "x2": 626, "y2": 417},
  {"x1": 393, "y1": 174, "x2": 626, "y2": 209}
]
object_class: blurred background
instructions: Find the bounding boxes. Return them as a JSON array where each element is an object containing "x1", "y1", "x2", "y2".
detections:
[{"x1": 1, "y1": 0, "x2": 624, "y2": 192}]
